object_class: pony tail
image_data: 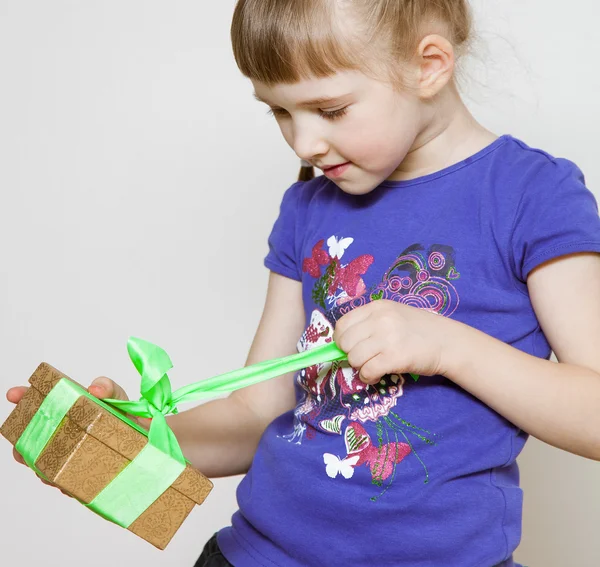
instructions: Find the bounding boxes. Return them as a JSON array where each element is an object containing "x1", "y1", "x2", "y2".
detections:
[{"x1": 298, "y1": 159, "x2": 315, "y2": 182}]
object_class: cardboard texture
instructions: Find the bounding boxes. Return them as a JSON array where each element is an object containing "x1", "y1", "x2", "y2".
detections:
[{"x1": 1, "y1": 362, "x2": 213, "y2": 550}]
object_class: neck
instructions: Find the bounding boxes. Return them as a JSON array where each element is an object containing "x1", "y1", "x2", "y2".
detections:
[{"x1": 389, "y1": 82, "x2": 497, "y2": 181}]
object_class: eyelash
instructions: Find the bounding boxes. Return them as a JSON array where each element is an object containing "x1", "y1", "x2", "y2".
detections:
[{"x1": 267, "y1": 107, "x2": 349, "y2": 121}]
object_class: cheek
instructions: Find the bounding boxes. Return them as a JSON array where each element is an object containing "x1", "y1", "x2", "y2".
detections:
[
  {"x1": 354, "y1": 106, "x2": 419, "y2": 166},
  {"x1": 274, "y1": 119, "x2": 294, "y2": 148},
  {"x1": 283, "y1": 131, "x2": 294, "y2": 150},
  {"x1": 344, "y1": 122, "x2": 409, "y2": 168},
  {"x1": 335, "y1": 115, "x2": 385, "y2": 159}
]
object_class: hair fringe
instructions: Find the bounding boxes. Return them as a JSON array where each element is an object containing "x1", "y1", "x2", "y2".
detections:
[{"x1": 232, "y1": 0, "x2": 473, "y2": 86}]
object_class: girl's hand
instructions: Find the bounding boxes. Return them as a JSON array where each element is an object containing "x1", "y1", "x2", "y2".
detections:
[
  {"x1": 333, "y1": 299, "x2": 454, "y2": 384},
  {"x1": 6, "y1": 376, "x2": 147, "y2": 494}
]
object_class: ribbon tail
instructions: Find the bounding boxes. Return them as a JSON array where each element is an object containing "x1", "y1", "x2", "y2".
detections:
[
  {"x1": 172, "y1": 341, "x2": 347, "y2": 405},
  {"x1": 103, "y1": 398, "x2": 152, "y2": 417},
  {"x1": 147, "y1": 411, "x2": 185, "y2": 465}
]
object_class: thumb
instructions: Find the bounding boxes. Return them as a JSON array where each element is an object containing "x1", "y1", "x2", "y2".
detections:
[
  {"x1": 88, "y1": 376, "x2": 148, "y2": 430},
  {"x1": 88, "y1": 377, "x2": 129, "y2": 401}
]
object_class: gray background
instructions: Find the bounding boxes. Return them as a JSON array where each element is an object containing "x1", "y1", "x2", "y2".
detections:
[{"x1": 1, "y1": 1, "x2": 599, "y2": 565}]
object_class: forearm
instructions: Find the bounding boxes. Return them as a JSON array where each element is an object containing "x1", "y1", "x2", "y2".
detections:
[
  {"x1": 443, "y1": 320, "x2": 600, "y2": 460},
  {"x1": 160, "y1": 272, "x2": 302, "y2": 477},
  {"x1": 164, "y1": 394, "x2": 268, "y2": 478}
]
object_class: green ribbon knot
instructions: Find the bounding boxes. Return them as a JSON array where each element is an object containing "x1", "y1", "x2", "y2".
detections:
[{"x1": 105, "y1": 337, "x2": 187, "y2": 464}]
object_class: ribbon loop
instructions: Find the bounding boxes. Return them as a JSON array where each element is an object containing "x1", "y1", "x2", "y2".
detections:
[{"x1": 102, "y1": 337, "x2": 184, "y2": 461}]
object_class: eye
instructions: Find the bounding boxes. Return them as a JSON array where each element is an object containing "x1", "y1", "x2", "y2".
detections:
[
  {"x1": 266, "y1": 106, "x2": 349, "y2": 121},
  {"x1": 319, "y1": 107, "x2": 348, "y2": 121},
  {"x1": 266, "y1": 107, "x2": 289, "y2": 118}
]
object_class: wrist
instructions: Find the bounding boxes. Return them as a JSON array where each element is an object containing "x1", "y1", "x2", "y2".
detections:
[{"x1": 437, "y1": 316, "x2": 469, "y2": 379}]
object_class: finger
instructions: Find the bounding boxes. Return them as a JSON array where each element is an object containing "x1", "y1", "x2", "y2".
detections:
[
  {"x1": 334, "y1": 302, "x2": 378, "y2": 340},
  {"x1": 15, "y1": 445, "x2": 72, "y2": 497},
  {"x1": 88, "y1": 377, "x2": 129, "y2": 401},
  {"x1": 6, "y1": 386, "x2": 28, "y2": 404},
  {"x1": 13, "y1": 447, "x2": 25, "y2": 465},
  {"x1": 39, "y1": 478, "x2": 70, "y2": 498},
  {"x1": 346, "y1": 337, "x2": 381, "y2": 378},
  {"x1": 89, "y1": 377, "x2": 143, "y2": 428},
  {"x1": 359, "y1": 352, "x2": 392, "y2": 385},
  {"x1": 335, "y1": 321, "x2": 372, "y2": 354}
]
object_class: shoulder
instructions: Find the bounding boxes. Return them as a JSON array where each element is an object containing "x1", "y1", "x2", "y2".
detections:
[
  {"x1": 489, "y1": 136, "x2": 585, "y2": 194},
  {"x1": 278, "y1": 175, "x2": 339, "y2": 217},
  {"x1": 284, "y1": 175, "x2": 337, "y2": 202},
  {"x1": 501, "y1": 138, "x2": 600, "y2": 280},
  {"x1": 481, "y1": 136, "x2": 593, "y2": 227}
]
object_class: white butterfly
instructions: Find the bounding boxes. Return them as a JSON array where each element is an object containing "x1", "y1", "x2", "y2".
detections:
[
  {"x1": 323, "y1": 453, "x2": 360, "y2": 479},
  {"x1": 327, "y1": 236, "x2": 354, "y2": 260}
]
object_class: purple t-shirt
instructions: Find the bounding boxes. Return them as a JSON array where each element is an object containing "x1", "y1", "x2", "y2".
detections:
[{"x1": 218, "y1": 135, "x2": 600, "y2": 566}]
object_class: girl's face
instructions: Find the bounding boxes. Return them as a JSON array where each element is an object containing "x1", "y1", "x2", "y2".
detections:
[{"x1": 253, "y1": 70, "x2": 426, "y2": 195}]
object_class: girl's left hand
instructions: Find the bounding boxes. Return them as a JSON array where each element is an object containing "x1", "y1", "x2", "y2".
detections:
[{"x1": 333, "y1": 299, "x2": 455, "y2": 384}]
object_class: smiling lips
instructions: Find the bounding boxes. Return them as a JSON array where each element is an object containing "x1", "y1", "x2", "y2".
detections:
[{"x1": 322, "y1": 162, "x2": 351, "y2": 178}]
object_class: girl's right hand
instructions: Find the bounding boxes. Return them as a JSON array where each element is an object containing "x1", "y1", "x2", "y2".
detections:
[{"x1": 5, "y1": 376, "x2": 141, "y2": 494}]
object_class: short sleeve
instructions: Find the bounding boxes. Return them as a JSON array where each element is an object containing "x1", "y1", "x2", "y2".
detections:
[
  {"x1": 264, "y1": 181, "x2": 307, "y2": 281},
  {"x1": 511, "y1": 158, "x2": 600, "y2": 281}
]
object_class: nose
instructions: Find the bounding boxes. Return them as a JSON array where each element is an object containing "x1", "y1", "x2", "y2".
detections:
[{"x1": 292, "y1": 121, "x2": 329, "y2": 162}]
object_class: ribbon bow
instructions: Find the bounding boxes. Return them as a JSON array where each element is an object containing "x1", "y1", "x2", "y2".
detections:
[{"x1": 105, "y1": 338, "x2": 186, "y2": 463}]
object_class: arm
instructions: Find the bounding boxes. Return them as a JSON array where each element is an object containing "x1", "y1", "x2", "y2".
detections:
[
  {"x1": 166, "y1": 271, "x2": 305, "y2": 477},
  {"x1": 333, "y1": 252, "x2": 600, "y2": 460},
  {"x1": 442, "y1": 252, "x2": 600, "y2": 460}
]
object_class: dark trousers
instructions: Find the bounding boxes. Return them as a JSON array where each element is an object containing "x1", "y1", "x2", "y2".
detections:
[
  {"x1": 194, "y1": 533, "x2": 234, "y2": 567},
  {"x1": 193, "y1": 533, "x2": 521, "y2": 567}
]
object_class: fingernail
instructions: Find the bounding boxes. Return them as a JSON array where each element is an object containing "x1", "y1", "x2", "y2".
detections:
[{"x1": 90, "y1": 378, "x2": 111, "y2": 394}]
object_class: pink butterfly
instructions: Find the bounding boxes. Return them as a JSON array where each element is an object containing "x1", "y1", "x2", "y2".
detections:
[
  {"x1": 345, "y1": 422, "x2": 411, "y2": 481},
  {"x1": 302, "y1": 240, "x2": 330, "y2": 278},
  {"x1": 328, "y1": 255, "x2": 374, "y2": 297}
]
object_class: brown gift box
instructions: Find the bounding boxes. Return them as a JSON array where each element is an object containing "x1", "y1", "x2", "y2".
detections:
[{"x1": 1, "y1": 362, "x2": 213, "y2": 550}]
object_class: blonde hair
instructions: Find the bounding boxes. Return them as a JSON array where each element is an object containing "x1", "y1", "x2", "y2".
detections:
[{"x1": 231, "y1": 0, "x2": 473, "y2": 181}]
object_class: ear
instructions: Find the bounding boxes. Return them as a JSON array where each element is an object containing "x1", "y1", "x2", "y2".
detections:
[{"x1": 415, "y1": 34, "x2": 455, "y2": 98}]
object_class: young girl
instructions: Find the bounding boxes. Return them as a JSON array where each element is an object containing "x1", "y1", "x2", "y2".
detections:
[{"x1": 8, "y1": 0, "x2": 600, "y2": 565}]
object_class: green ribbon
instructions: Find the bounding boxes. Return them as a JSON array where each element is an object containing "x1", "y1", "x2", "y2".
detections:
[
  {"x1": 103, "y1": 338, "x2": 353, "y2": 461},
  {"x1": 14, "y1": 376, "x2": 185, "y2": 528},
  {"x1": 108, "y1": 336, "x2": 419, "y2": 414},
  {"x1": 16, "y1": 379, "x2": 81, "y2": 479},
  {"x1": 15, "y1": 336, "x2": 419, "y2": 529}
]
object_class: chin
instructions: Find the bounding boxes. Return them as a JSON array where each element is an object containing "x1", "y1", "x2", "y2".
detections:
[{"x1": 332, "y1": 175, "x2": 384, "y2": 196}]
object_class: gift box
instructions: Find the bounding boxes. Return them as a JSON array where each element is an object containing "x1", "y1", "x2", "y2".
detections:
[
  {"x1": 1, "y1": 361, "x2": 213, "y2": 550},
  {"x1": 2, "y1": 336, "x2": 369, "y2": 550}
]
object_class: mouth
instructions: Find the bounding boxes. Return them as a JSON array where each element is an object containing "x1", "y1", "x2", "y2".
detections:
[{"x1": 322, "y1": 162, "x2": 352, "y2": 179}]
